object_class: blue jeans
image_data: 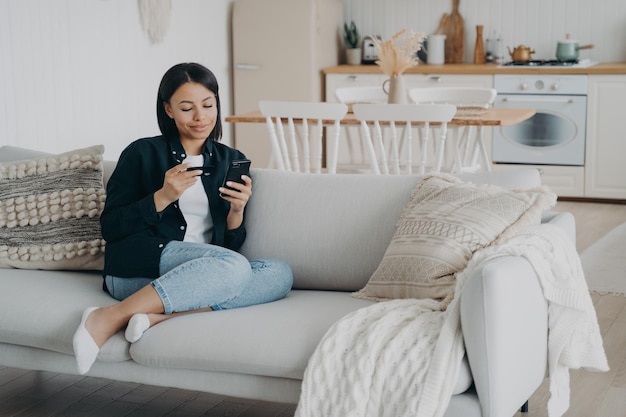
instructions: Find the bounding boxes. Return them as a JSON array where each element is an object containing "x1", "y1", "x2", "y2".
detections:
[{"x1": 104, "y1": 241, "x2": 293, "y2": 314}]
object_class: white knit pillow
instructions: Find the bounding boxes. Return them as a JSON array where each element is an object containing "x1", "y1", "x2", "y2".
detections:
[
  {"x1": 0, "y1": 145, "x2": 106, "y2": 270},
  {"x1": 353, "y1": 173, "x2": 556, "y2": 302}
]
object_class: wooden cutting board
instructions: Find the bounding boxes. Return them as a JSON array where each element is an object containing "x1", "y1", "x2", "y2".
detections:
[{"x1": 443, "y1": 0, "x2": 464, "y2": 63}]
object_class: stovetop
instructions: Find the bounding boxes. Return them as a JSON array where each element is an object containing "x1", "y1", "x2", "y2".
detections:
[{"x1": 498, "y1": 59, "x2": 597, "y2": 68}]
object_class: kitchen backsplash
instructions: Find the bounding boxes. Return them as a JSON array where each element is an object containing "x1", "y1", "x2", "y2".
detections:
[{"x1": 343, "y1": 0, "x2": 626, "y2": 63}]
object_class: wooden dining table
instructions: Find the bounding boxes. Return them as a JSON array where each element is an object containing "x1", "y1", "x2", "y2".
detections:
[
  {"x1": 225, "y1": 106, "x2": 536, "y2": 174},
  {"x1": 225, "y1": 107, "x2": 535, "y2": 127}
]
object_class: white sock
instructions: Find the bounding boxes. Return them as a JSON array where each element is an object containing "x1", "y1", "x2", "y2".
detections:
[
  {"x1": 125, "y1": 313, "x2": 150, "y2": 343},
  {"x1": 72, "y1": 307, "x2": 100, "y2": 375}
]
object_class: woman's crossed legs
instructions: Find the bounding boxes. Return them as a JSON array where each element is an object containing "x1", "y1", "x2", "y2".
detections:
[{"x1": 73, "y1": 242, "x2": 292, "y2": 374}]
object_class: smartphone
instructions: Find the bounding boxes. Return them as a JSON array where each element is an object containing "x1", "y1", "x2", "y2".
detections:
[{"x1": 220, "y1": 159, "x2": 251, "y2": 196}]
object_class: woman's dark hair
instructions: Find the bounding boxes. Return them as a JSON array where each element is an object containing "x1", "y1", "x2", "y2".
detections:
[{"x1": 156, "y1": 63, "x2": 222, "y2": 142}]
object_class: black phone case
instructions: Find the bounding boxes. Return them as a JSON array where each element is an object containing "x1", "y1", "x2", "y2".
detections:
[{"x1": 221, "y1": 159, "x2": 251, "y2": 194}]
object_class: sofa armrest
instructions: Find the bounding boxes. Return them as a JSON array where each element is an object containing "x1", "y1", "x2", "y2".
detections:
[
  {"x1": 542, "y1": 211, "x2": 576, "y2": 245},
  {"x1": 461, "y1": 255, "x2": 548, "y2": 417}
]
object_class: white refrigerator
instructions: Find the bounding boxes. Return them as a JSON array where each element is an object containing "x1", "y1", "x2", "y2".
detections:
[{"x1": 232, "y1": 0, "x2": 343, "y2": 167}]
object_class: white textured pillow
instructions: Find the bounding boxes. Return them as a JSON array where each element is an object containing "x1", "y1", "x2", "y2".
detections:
[
  {"x1": 353, "y1": 173, "x2": 556, "y2": 302},
  {"x1": 0, "y1": 145, "x2": 106, "y2": 270}
]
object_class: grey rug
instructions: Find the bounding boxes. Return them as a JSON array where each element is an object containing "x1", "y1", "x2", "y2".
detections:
[{"x1": 581, "y1": 222, "x2": 626, "y2": 296}]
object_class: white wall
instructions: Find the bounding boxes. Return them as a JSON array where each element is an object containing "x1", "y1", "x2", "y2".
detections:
[
  {"x1": 2, "y1": 0, "x2": 625, "y2": 161},
  {"x1": 0, "y1": 0, "x2": 234, "y2": 161},
  {"x1": 344, "y1": 0, "x2": 626, "y2": 63}
]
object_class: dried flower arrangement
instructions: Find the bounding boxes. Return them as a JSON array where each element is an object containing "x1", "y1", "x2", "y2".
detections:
[{"x1": 374, "y1": 29, "x2": 427, "y2": 76}]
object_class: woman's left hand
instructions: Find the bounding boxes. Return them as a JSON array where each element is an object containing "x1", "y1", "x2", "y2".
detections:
[
  {"x1": 221, "y1": 175, "x2": 251, "y2": 231},
  {"x1": 220, "y1": 175, "x2": 252, "y2": 212}
]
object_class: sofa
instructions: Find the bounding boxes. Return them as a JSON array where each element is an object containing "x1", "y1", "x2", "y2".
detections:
[{"x1": 0, "y1": 145, "x2": 576, "y2": 417}]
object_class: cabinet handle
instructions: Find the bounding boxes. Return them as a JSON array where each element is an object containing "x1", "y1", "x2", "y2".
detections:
[
  {"x1": 347, "y1": 75, "x2": 358, "y2": 81},
  {"x1": 502, "y1": 97, "x2": 574, "y2": 104},
  {"x1": 429, "y1": 76, "x2": 441, "y2": 82}
]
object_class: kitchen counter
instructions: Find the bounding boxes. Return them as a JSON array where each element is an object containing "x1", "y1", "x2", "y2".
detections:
[
  {"x1": 323, "y1": 62, "x2": 626, "y2": 75},
  {"x1": 323, "y1": 64, "x2": 626, "y2": 200}
]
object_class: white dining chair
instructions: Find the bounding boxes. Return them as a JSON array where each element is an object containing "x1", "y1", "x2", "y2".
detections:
[
  {"x1": 259, "y1": 100, "x2": 348, "y2": 174},
  {"x1": 409, "y1": 87, "x2": 497, "y2": 173},
  {"x1": 351, "y1": 103, "x2": 457, "y2": 175},
  {"x1": 333, "y1": 86, "x2": 389, "y2": 171}
]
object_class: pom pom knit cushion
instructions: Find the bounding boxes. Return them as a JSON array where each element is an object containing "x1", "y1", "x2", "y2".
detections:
[
  {"x1": 353, "y1": 173, "x2": 556, "y2": 302},
  {"x1": 0, "y1": 145, "x2": 106, "y2": 270}
]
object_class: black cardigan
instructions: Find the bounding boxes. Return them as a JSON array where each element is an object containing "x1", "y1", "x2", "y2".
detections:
[{"x1": 100, "y1": 135, "x2": 247, "y2": 279}]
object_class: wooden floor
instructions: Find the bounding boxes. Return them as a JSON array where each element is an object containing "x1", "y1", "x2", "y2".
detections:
[
  {"x1": 0, "y1": 368, "x2": 297, "y2": 417},
  {"x1": 1, "y1": 200, "x2": 626, "y2": 417}
]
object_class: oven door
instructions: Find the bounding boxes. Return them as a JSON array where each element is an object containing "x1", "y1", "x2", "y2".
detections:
[{"x1": 493, "y1": 94, "x2": 587, "y2": 165}]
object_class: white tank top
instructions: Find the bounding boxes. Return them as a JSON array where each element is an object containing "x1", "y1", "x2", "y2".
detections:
[{"x1": 179, "y1": 155, "x2": 214, "y2": 243}]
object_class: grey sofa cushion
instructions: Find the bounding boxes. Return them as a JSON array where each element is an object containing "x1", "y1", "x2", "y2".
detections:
[
  {"x1": 240, "y1": 169, "x2": 420, "y2": 290},
  {"x1": 129, "y1": 290, "x2": 374, "y2": 379},
  {"x1": 128, "y1": 289, "x2": 473, "y2": 395},
  {"x1": 0, "y1": 268, "x2": 129, "y2": 363}
]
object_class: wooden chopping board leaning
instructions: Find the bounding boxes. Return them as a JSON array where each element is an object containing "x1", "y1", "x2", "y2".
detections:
[{"x1": 441, "y1": 0, "x2": 464, "y2": 63}]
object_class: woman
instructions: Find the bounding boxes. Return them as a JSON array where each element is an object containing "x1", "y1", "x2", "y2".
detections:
[{"x1": 73, "y1": 63, "x2": 293, "y2": 375}]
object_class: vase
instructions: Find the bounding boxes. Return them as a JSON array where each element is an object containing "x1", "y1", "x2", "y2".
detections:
[
  {"x1": 346, "y1": 48, "x2": 361, "y2": 65},
  {"x1": 382, "y1": 74, "x2": 407, "y2": 104},
  {"x1": 474, "y1": 25, "x2": 485, "y2": 64}
]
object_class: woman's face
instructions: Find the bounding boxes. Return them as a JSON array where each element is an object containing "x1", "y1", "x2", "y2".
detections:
[{"x1": 164, "y1": 82, "x2": 217, "y2": 151}]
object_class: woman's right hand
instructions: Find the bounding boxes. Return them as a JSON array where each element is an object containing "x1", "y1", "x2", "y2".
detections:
[{"x1": 153, "y1": 163, "x2": 198, "y2": 212}]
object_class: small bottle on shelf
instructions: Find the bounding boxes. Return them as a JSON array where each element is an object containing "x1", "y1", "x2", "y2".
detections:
[{"x1": 474, "y1": 25, "x2": 485, "y2": 64}]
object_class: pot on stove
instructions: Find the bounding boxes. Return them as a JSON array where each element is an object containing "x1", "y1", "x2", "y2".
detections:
[
  {"x1": 556, "y1": 34, "x2": 594, "y2": 61},
  {"x1": 507, "y1": 45, "x2": 535, "y2": 63}
]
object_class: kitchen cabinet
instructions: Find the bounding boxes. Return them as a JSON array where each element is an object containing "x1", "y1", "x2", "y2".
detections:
[
  {"x1": 585, "y1": 75, "x2": 626, "y2": 200},
  {"x1": 492, "y1": 75, "x2": 626, "y2": 200},
  {"x1": 325, "y1": 73, "x2": 493, "y2": 101},
  {"x1": 325, "y1": 74, "x2": 387, "y2": 97}
]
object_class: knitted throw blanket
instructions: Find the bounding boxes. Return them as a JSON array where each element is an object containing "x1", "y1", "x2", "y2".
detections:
[{"x1": 295, "y1": 224, "x2": 608, "y2": 417}]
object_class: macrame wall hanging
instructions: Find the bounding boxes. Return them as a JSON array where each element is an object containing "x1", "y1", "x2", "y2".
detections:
[{"x1": 137, "y1": 0, "x2": 171, "y2": 44}]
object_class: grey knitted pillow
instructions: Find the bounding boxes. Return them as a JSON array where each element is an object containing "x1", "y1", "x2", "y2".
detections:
[{"x1": 0, "y1": 145, "x2": 106, "y2": 270}]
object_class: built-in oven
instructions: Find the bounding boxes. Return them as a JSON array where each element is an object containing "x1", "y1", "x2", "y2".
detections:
[{"x1": 493, "y1": 74, "x2": 588, "y2": 166}]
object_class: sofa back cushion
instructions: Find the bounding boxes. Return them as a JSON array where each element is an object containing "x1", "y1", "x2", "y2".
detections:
[
  {"x1": 240, "y1": 168, "x2": 542, "y2": 292},
  {"x1": 240, "y1": 169, "x2": 420, "y2": 291}
]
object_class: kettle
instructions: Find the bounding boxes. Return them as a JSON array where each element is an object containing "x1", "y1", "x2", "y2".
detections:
[{"x1": 507, "y1": 45, "x2": 535, "y2": 62}]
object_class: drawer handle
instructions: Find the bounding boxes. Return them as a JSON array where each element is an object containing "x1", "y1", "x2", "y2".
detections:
[
  {"x1": 429, "y1": 76, "x2": 441, "y2": 82},
  {"x1": 503, "y1": 97, "x2": 574, "y2": 104}
]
